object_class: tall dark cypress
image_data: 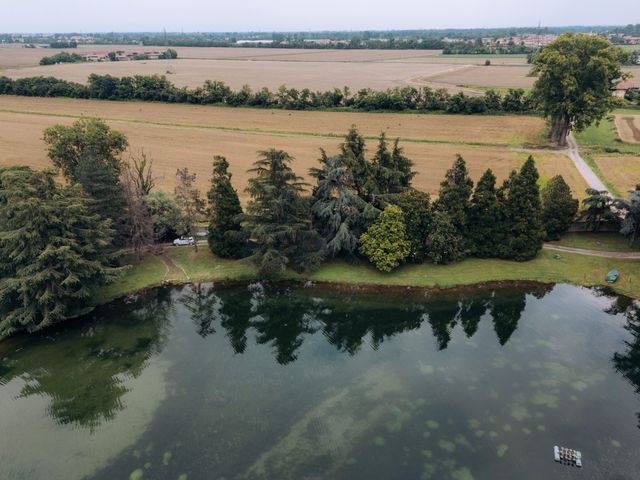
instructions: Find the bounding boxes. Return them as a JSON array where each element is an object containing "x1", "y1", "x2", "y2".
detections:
[
  {"x1": 468, "y1": 169, "x2": 504, "y2": 258},
  {"x1": 207, "y1": 156, "x2": 244, "y2": 258},
  {"x1": 434, "y1": 155, "x2": 474, "y2": 254},
  {"x1": 503, "y1": 156, "x2": 545, "y2": 261}
]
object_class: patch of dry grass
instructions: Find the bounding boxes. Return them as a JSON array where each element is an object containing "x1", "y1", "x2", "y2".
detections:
[{"x1": 593, "y1": 155, "x2": 640, "y2": 195}]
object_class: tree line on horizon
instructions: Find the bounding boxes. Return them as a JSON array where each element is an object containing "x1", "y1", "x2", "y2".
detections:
[{"x1": 0, "y1": 73, "x2": 534, "y2": 114}]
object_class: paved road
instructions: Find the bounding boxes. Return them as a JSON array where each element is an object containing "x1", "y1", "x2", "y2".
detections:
[
  {"x1": 543, "y1": 243, "x2": 640, "y2": 259},
  {"x1": 565, "y1": 133, "x2": 609, "y2": 193}
]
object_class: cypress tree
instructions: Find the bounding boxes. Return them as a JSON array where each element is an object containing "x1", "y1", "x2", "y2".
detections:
[
  {"x1": 468, "y1": 169, "x2": 504, "y2": 257},
  {"x1": 394, "y1": 189, "x2": 432, "y2": 262},
  {"x1": 207, "y1": 156, "x2": 244, "y2": 258},
  {"x1": 434, "y1": 155, "x2": 474, "y2": 254},
  {"x1": 370, "y1": 134, "x2": 415, "y2": 196},
  {"x1": 426, "y1": 211, "x2": 464, "y2": 264},
  {"x1": 340, "y1": 126, "x2": 371, "y2": 199},
  {"x1": 0, "y1": 166, "x2": 119, "y2": 338},
  {"x1": 503, "y1": 156, "x2": 545, "y2": 261},
  {"x1": 76, "y1": 154, "x2": 128, "y2": 245},
  {"x1": 244, "y1": 149, "x2": 324, "y2": 276},
  {"x1": 541, "y1": 175, "x2": 579, "y2": 240}
]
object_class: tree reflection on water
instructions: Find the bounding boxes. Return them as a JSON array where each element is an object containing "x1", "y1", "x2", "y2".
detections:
[
  {"x1": 181, "y1": 283, "x2": 555, "y2": 364},
  {"x1": 0, "y1": 288, "x2": 173, "y2": 430}
]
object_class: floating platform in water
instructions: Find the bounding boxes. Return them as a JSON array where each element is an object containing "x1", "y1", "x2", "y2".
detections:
[{"x1": 554, "y1": 446, "x2": 582, "y2": 467}]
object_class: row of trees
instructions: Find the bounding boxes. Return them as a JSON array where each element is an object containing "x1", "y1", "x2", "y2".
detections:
[
  {"x1": 205, "y1": 127, "x2": 578, "y2": 275},
  {"x1": 39, "y1": 52, "x2": 83, "y2": 65},
  {"x1": 2, "y1": 116, "x2": 636, "y2": 339},
  {"x1": 0, "y1": 74, "x2": 534, "y2": 113}
]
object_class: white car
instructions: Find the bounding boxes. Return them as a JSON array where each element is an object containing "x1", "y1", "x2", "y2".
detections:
[{"x1": 173, "y1": 236, "x2": 195, "y2": 246}]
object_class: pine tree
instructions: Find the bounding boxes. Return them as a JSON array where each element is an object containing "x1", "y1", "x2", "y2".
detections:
[
  {"x1": 340, "y1": 126, "x2": 371, "y2": 199},
  {"x1": 207, "y1": 156, "x2": 244, "y2": 258},
  {"x1": 502, "y1": 157, "x2": 545, "y2": 261},
  {"x1": 391, "y1": 137, "x2": 415, "y2": 191},
  {"x1": 394, "y1": 189, "x2": 432, "y2": 262},
  {"x1": 0, "y1": 166, "x2": 119, "y2": 338},
  {"x1": 76, "y1": 154, "x2": 128, "y2": 246},
  {"x1": 541, "y1": 175, "x2": 579, "y2": 240},
  {"x1": 359, "y1": 204, "x2": 410, "y2": 272},
  {"x1": 370, "y1": 134, "x2": 416, "y2": 197},
  {"x1": 310, "y1": 153, "x2": 376, "y2": 259},
  {"x1": 468, "y1": 169, "x2": 504, "y2": 257},
  {"x1": 244, "y1": 149, "x2": 324, "y2": 276},
  {"x1": 434, "y1": 155, "x2": 474, "y2": 254}
]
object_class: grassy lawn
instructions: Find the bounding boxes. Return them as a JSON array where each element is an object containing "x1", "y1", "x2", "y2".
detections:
[
  {"x1": 552, "y1": 232, "x2": 639, "y2": 252},
  {"x1": 576, "y1": 115, "x2": 640, "y2": 155},
  {"x1": 166, "y1": 247, "x2": 259, "y2": 283},
  {"x1": 97, "y1": 248, "x2": 640, "y2": 304},
  {"x1": 94, "y1": 254, "x2": 166, "y2": 304}
]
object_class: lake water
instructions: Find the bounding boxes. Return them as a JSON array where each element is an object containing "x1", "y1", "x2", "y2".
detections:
[{"x1": 1, "y1": 282, "x2": 640, "y2": 480}]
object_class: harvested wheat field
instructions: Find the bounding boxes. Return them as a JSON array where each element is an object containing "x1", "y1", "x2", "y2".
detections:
[
  {"x1": 615, "y1": 115, "x2": 640, "y2": 144},
  {"x1": 0, "y1": 96, "x2": 545, "y2": 145},
  {"x1": 593, "y1": 155, "x2": 640, "y2": 194},
  {"x1": 0, "y1": 97, "x2": 583, "y2": 202},
  {"x1": 1, "y1": 59, "x2": 467, "y2": 91}
]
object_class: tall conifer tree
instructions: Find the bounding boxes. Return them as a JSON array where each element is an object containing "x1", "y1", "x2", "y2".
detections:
[
  {"x1": 207, "y1": 156, "x2": 244, "y2": 258},
  {"x1": 468, "y1": 169, "x2": 504, "y2": 257},
  {"x1": 244, "y1": 149, "x2": 324, "y2": 276},
  {"x1": 0, "y1": 167, "x2": 119, "y2": 338},
  {"x1": 503, "y1": 157, "x2": 545, "y2": 261}
]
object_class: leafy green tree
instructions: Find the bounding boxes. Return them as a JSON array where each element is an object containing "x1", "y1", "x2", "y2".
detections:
[
  {"x1": 502, "y1": 157, "x2": 545, "y2": 261},
  {"x1": 531, "y1": 33, "x2": 626, "y2": 146},
  {"x1": 426, "y1": 211, "x2": 464, "y2": 264},
  {"x1": 43, "y1": 117, "x2": 128, "y2": 181},
  {"x1": 581, "y1": 189, "x2": 616, "y2": 232},
  {"x1": 468, "y1": 169, "x2": 505, "y2": 257},
  {"x1": 615, "y1": 186, "x2": 640, "y2": 247},
  {"x1": 244, "y1": 149, "x2": 324, "y2": 276},
  {"x1": 0, "y1": 167, "x2": 119, "y2": 338},
  {"x1": 175, "y1": 168, "x2": 204, "y2": 252},
  {"x1": 310, "y1": 152, "x2": 376, "y2": 259},
  {"x1": 394, "y1": 189, "x2": 432, "y2": 262},
  {"x1": 147, "y1": 191, "x2": 186, "y2": 241},
  {"x1": 434, "y1": 155, "x2": 474, "y2": 254},
  {"x1": 541, "y1": 175, "x2": 579, "y2": 240},
  {"x1": 359, "y1": 204, "x2": 410, "y2": 272},
  {"x1": 207, "y1": 156, "x2": 244, "y2": 258}
]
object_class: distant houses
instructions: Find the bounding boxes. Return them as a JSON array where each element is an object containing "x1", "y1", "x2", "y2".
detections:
[
  {"x1": 613, "y1": 80, "x2": 640, "y2": 97},
  {"x1": 82, "y1": 50, "x2": 170, "y2": 62}
]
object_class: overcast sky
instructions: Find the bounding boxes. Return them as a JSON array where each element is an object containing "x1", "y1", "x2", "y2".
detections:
[{"x1": 1, "y1": 0, "x2": 635, "y2": 33}]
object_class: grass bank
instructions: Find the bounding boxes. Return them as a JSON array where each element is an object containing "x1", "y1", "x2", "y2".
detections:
[
  {"x1": 96, "y1": 246, "x2": 640, "y2": 304},
  {"x1": 553, "y1": 233, "x2": 640, "y2": 252}
]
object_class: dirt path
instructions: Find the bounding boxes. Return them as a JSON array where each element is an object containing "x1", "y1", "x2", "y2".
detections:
[
  {"x1": 158, "y1": 253, "x2": 190, "y2": 282},
  {"x1": 543, "y1": 244, "x2": 640, "y2": 259},
  {"x1": 564, "y1": 132, "x2": 610, "y2": 194}
]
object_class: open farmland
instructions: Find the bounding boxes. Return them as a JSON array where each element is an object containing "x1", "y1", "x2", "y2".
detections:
[
  {"x1": 0, "y1": 96, "x2": 585, "y2": 202},
  {"x1": 2, "y1": 43, "x2": 638, "y2": 94},
  {"x1": 592, "y1": 155, "x2": 640, "y2": 194},
  {"x1": 615, "y1": 115, "x2": 640, "y2": 144}
]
